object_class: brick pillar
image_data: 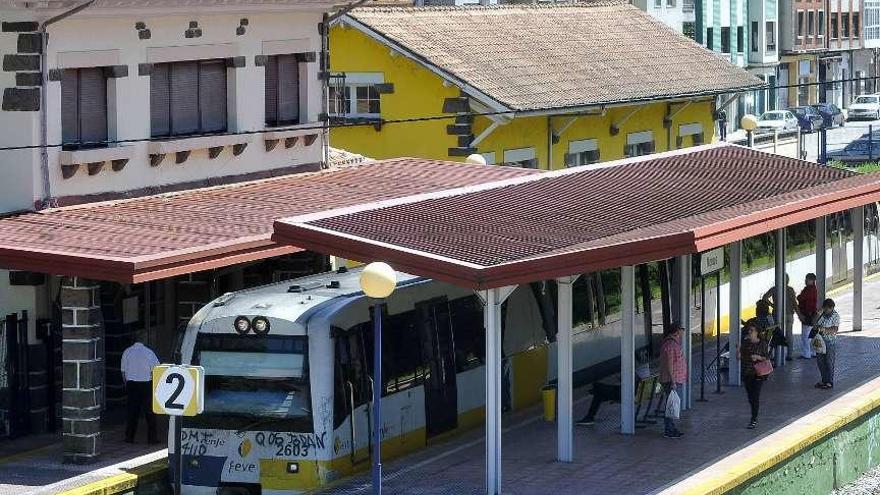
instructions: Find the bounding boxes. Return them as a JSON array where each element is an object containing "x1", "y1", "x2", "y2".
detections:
[{"x1": 60, "y1": 277, "x2": 104, "y2": 464}]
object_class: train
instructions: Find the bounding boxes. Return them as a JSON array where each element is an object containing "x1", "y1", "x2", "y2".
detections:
[{"x1": 172, "y1": 266, "x2": 648, "y2": 494}]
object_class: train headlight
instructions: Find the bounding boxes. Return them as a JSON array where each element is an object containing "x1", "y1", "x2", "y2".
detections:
[
  {"x1": 252, "y1": 316, "x2": 270, "y2": 335},
  {"x1": 286, "y1": 462, "x2": 299, "y2": 474},
  {"x1": 234, "y1": 316, "x2": 251, "y2": 335}
]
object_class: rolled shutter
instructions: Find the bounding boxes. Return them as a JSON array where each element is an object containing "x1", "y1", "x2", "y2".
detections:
[
  {"x1": 277, "y1": 54, "x2": 300, "y2": 124},
  {"x1": 150, "y1": 64, "x2": 171, "y2": 137},
  {"x1": 170, "y1": 61, "x2": 199, "y2": 135},
  {"x1": 61, "y1": 69, "x2": 80, "y2": 145},
  {"x1": 198, "y1": 60, "x2": 227, "y2": 133},
  {"x1": 78, "y1": 67, "x2": 108, "y2": 146},
  {"x1": 265, "y1": 55, "x2": 279, "y2": 125}
]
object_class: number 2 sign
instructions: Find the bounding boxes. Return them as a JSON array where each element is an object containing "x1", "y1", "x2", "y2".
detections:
[{"x1": 152, "y1": 365, "x2": 204, "y2": 417}]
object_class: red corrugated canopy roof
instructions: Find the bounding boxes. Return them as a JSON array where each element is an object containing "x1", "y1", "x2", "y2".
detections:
[
  {"x1": 0, "y1": 159, "x2": 536, "y2": 283},
  {"x1": 272, "y1": 144, "x2": 880, "y2": 289}
]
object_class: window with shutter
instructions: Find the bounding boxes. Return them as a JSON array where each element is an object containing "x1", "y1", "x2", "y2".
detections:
[
  {"x1": 265, "y1": 54, "x2": 301, "y2": 127},
  {"x1": 61, "y1": 67, "x2": 108, "y2": 150},
  {"x1": 151, "y1": 59, "x2": 228, "y2": 137},
  {"x1": 566, "y1": 139, "x2": 600, "y2": 167}
]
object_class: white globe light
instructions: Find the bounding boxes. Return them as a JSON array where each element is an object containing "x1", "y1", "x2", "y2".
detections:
[
  {"x1": 740, "y1": 114, "x2": 759, "y2": 132},
  {"x1": 465, "y1": 153, "x2": 487, "y2": 165},
  {"x1": 360, "y1": 262, "x2": 397, "y2": 299}
]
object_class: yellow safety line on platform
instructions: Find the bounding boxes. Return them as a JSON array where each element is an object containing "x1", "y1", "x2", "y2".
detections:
[
  {"x1": 656, "y1": 373, "x2": 880, "y2": 495},
  {"x1": 55, "y1": 458, "x2": 167, "y2": 495}
]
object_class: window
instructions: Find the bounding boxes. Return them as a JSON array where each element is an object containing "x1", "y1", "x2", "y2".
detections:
[
  {"x1": 328, "y1": 73, "x2": 383, "y2": 119},
  {"x1": 265, "y1": 54, "x2": 301, "y2": 127},
  {"x1": 737, "y1": 26, "x2": 744, "y2": 52},
  {"x1": 797, "y1": 11, "x2": 805, "y2": 38},
  {"x1": 450, "y1": 296, "x2": 484, "y2": 372},
  {"x1": 721, "y1": 26, "x2": 731, "y2": 53},
  {"x1": 808, "y1": 11, "x2": 815, "y2": 37},
  {"x1": 766, "y1": 21, "x2": 776, "y2": 51},
  {"x1": 751, "y1": 21, "x2": 759, "y2": 51},
  {"x1": 654, "y1": 0, "x2": 661, "y2": 8},
  {"x1": 624, "y1": 131, "x2": 655, "y2": 157},
  {"x1": 683, "y1": 21, "x2": 696, "y2": 40},
  {"x1": 151, "y1": 59, "x2": 227, "y2": 138},
  {"x1": 565, "y1": 139, "x2": 600, "y2": 167},
  {"x1": 61, "y1": 67, "x2": 108, "y2": 150},
  {"x1": 854, "y1": 12, "x2": 861, "y2": 37},
  {"x1": 818, "y1": 11, "x2": 826, "y2": 37},
  {"x1": 678, "y1": 123, "x2": 704, "y2": 147},
  {"x1": 480, "y1": 151, "x2": 496, "y2": 165},
  {"x1": 843, "y1": 13, "x2": 851, "y2": 38},
  {"x1": 832, "y1": 13, "x2": 839, "y2": 38},
  {"x1": 682, "y1": 0, "x2": 693, "y2": 13},
  {"x1": 666, "y1": 0, "x2": 675, "y2": 7},
  {"x1": 503, "y1": 147, "x2": 537, "y2": 168},
  {"x1": 707, "y1": 27, "x2": 714, "y2": 50}
]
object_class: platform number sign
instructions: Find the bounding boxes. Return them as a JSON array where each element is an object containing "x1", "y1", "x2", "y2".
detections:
[{"x1": 152, "y1": 365, "x2": 204, "y2": 417}]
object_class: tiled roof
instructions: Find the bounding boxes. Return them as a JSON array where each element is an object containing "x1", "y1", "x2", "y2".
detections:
[
  {"x1": 0, "y1": 159, "x2": 536, "y2": 283},
  {"x1": 346, "y1": 1, "x2": 764, "y2": 111},
  {"x1": 273, "y1": 144, "x2": 880, "y2": 289}
]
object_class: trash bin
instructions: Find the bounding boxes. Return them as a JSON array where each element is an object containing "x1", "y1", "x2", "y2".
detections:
[{"x1": 542, "y1": 384, "x2": 556, "y2": 422}]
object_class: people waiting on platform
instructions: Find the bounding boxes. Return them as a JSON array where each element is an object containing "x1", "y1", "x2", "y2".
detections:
[
  {"x1": 660, "y1": 322, "x2": 687, "y2": 439},
  {"x1": 575, "y1": 352, "x2": 651, "y2": 426},
  {"x1": 747, "y1": 300, "x2": 778, "y2": 352},
  {"x1": 738, "y1": 323, "x2": 771, "y2": 429},
  {"x1": 797, "y1": 273, "x2": 819, "y2": 359},
  {"x1": 763, "y1": 275, "x2": 797, "y2": 362},
  {"x1": 813, "y1": 298, "x2": 840, "y2": 390}
]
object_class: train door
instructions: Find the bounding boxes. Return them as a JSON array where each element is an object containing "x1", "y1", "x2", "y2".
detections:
[
  {"x1": 334, "y1": 329, "x2": 372, "y2": 465},
  {"x1": 416, "y1": 298, "x2": 458, "y2": 437}
]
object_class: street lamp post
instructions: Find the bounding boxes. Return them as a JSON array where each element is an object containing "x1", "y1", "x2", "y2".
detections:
[
  {"x1": 740, "y1": 114, "x2": 758, "y2": 148},
  {"x1": 359, "y1": 262, "x2": 398, "y2": 495}
]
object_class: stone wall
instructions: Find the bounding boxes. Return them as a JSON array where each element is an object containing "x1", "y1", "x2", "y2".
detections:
[{"x1": 60, "y1": 277, "x2": 104, "y2": 464}]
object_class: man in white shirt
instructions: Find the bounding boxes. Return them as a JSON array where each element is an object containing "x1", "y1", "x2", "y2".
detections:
[{"x1": 121, "y1": 332, "x2": 159, "y2": 443}]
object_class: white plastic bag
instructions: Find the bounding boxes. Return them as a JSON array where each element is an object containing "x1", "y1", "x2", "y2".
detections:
[
  {"x1": 665, "y1": 388, "x2": 681, "y2": 420},
  {"x1": 812, "y1": 334, "x2": 827, "y2": 355}
]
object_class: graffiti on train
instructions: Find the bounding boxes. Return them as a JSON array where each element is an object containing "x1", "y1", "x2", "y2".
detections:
[{"x1": 254, "y1": 431, "x2": 327, "y2": 457}]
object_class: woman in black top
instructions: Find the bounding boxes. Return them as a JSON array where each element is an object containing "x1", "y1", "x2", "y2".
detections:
[{"x1": 739, "y1": 323, "x2": 771, "y2": 429}]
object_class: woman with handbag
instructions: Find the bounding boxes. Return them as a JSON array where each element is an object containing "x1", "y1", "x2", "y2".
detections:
[
  {"x1": 739, "y1": 323, "x2": 772, "y2": 429},
  {"x1": 814, "y1": 298, "x2": 840, "y2": 389}
]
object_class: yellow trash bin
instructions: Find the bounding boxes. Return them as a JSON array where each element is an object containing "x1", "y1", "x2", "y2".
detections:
[{"x1": 542, "y1": 385, "x2": 556, "y2": 422}]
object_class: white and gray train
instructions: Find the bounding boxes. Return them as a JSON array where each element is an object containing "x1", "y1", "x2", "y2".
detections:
[{"x1": 172, "y1": 266, "x2": 646, "y2": 494}]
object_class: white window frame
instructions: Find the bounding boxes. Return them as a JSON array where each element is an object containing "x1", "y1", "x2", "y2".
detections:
[
  {"x1": 678, "y1": 123, "x2": 704, "y2": 146},
  {"x1": 566, "y1": 139, "x2": 600, "y2": 167},
  {"x1": 797, "y1": 10, "x2": 805, "y2": 39},
  {"x1": 625, "y1": 131, "x2": 655, "y2": 157},
  {"x1": 503, "y1": 147, "x2": 537, "y2": 168},
  {"x1": 818, "y1": 10, "x2": 826, "y2": 38},
  {"x1": 329, "y1": 72, "x2": 384, "y2": 119}
]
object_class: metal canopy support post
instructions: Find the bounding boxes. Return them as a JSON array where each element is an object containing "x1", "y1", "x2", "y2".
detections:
[
  {"x1": 816, "y1": 217, "x2": 827, "y2": 303},
  {"x1": 775, "y1": 228, "x2": 787, "y2": 366},
  {"x1": 854, "y1": 206, "x2": 865, "y2": 332},
  {"x1": 729, "y1": 241, "x2": 743, "y2": 386},
  {"x1": 621, "y1": 265, "x2": 636, "y2": 434},
  {"x1": 677, "y1": 255, "x2": 692, "y2": 410},
  {"x1": 481, "y1": 285, "x2": 516, "y2": 495},
  {"x1": 556, "y1": 275, "x2": 580, "y2": 462}
]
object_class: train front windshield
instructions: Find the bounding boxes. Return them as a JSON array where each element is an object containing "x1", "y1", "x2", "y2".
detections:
[{"x1": 191, "y1": 334, "x2": 312, "y2": 432}]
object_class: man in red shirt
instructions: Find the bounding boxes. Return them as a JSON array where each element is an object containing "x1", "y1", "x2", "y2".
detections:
[
  {"x1": 660, "y1": 322, "x2": 687, "y2": 438},
  {"x1": 797, "y1": 273, "x2": 819, "y2": 359}
]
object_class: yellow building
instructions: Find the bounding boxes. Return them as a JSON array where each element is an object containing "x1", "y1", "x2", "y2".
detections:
[{"x1": 329, "y1": 1, "x2": 763, "y2": 170}]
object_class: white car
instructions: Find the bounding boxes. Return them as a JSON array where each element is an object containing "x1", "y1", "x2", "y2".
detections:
[
  {"x1": 847, "y1": 95, "x2": 880, "y2": 120},
  {"x1": 757, "y1": 110, "x2": 799, "y2": 132}
]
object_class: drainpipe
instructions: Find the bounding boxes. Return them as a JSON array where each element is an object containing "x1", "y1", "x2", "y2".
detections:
[{"x1": 37, "y1": 0, "x2": 95, "y2": 210}]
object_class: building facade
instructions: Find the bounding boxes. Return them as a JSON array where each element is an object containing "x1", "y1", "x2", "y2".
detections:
[
  {"x1": 631, "y1": 0, "x2": 697, "y2": 35},
  {"x1": 329, "y1": 2, "x2": 761, "y2": 169},
  {"x1": 0, "y1": 0, "x2": 336, "y2": 462}
]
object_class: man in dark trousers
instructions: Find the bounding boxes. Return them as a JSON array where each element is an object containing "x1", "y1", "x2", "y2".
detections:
[
  {"x1": 121, "y1": 331, "x2": 160, "y2": 443},
  {"x1": 716, "y1": 108, "x2": 728, "y2": 141}
]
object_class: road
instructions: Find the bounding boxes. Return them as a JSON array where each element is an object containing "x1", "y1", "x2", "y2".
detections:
[{"x1": 802, "y1": 117, "x2": 880, "y2": 161}]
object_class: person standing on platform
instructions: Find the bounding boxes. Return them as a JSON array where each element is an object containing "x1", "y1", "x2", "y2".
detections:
[
  {"x1": 660, "y1": 322, "x2": 687, "y2": 439},
  {"x1": 121, "y1": 331, "x2": 160, "y2": 444},
  {"x1": 814, "y1": 299, "x2": 840, "y2": 390},
  {"x1": 797, "y1": 273, "x2": 819, "y2": 359},
  {"x1": 738, "y1": 323, "x2": 771, "y2": 429},
  {"x1": 763, "y1": 275, "x2": 798, "y2": 362}
]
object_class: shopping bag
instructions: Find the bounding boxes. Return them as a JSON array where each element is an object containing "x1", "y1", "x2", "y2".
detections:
[
  {"x1": 812, "y1": 334, "x2": 827, "y2": 355},
  {"x1": 665, "y1": 388, "x2": 681, "y2": 420}
]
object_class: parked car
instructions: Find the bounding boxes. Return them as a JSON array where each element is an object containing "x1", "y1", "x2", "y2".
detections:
[
  {"x1": 790, "y1": 106, "x2": 826, "y2": 132},
  {"x1": 757, "y1": 110, "x2": 800, "y2": 132},
  {"x1": 847, "y1": 95, "x2": 880, "y2": 121},
  {"x1": 811, "y1": 103, "x2": 846, "y2": 128}
]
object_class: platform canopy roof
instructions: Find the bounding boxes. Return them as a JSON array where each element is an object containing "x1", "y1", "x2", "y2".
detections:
[
  {"x1": 0, "y1": 158, "x2": 534, "y2": 283},
  {"x1": 273, "y1": 144, "x2": 880, "y2": 289}
]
